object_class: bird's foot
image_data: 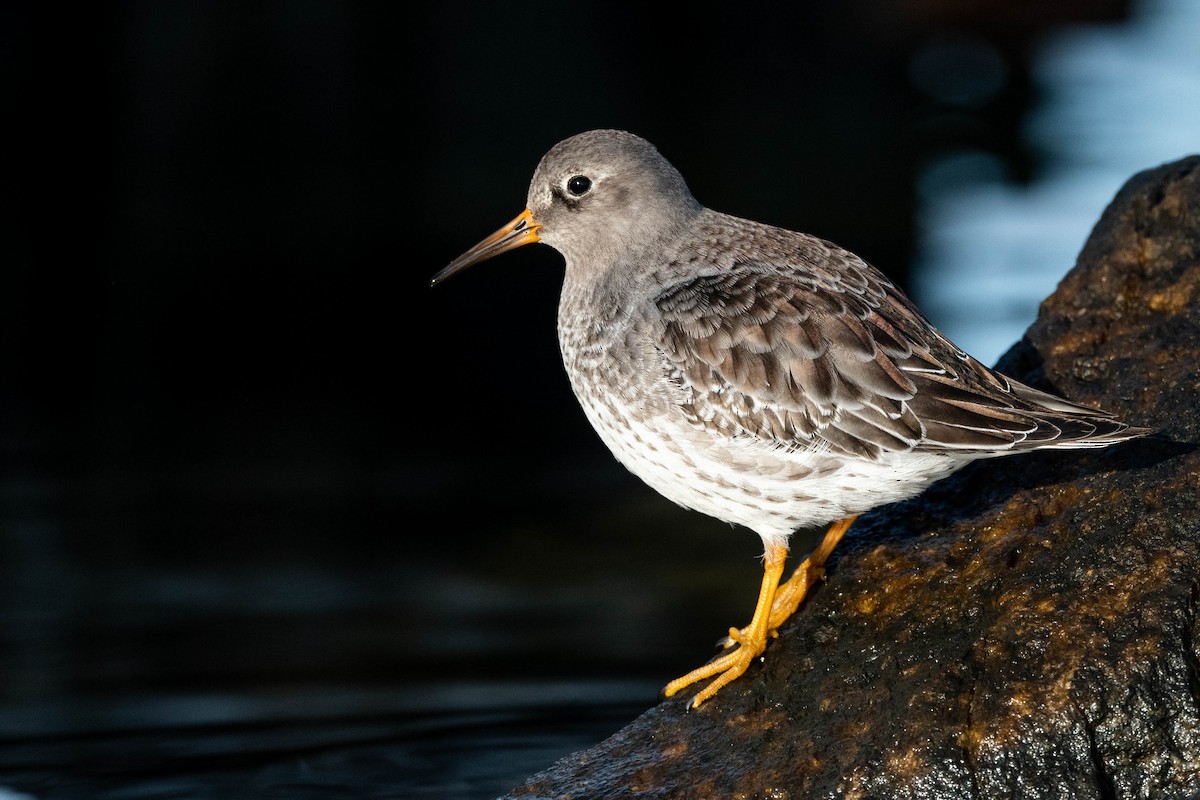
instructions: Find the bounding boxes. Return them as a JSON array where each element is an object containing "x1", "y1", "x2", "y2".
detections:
[
  {"x1": 720, "y1": 516, "x2": 857, "y2": 648},
  {"x1": 720, "y1": 557, "x2": 823, "y2": 648},
  {"x1": 719, "y1": 625, "x2": 777, "y2": 648},
  {"x1": 663, "y1": 542, "x2": 790, "y2": 708},
  {"x1": 663, "y1": 624, "x2": 771, "y2": 708}
]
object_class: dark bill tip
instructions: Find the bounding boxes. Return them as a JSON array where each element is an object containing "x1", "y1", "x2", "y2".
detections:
[{"x1": 431, "y1": 208, "x2": 542, "y2": 287}]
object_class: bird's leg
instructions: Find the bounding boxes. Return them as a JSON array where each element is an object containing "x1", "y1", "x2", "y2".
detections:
[
  {"x1": 765, "y1": 515, "x2": 856, "y2": 630},
  {"x1": 663, "y1": 541, "x2": 788, "y2": 708},
  {"x1": 725, "y1": 515, "x2": 857, "y2": 646}
]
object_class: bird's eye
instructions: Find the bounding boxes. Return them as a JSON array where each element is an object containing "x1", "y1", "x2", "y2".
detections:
[{"x1": 566, "y1": 175, "x2": 592, "y2": 196}]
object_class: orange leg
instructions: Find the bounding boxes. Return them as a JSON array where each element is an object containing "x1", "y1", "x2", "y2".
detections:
[
  {"x1": 664, "y1": 516, "x2": 858, "y2": 707},
  {"x1": 732, "y1": 515, "x2": 857, "y2": 641},
  {"x1": 663, "y1": 540, "x2": 789, "y2": 708}
]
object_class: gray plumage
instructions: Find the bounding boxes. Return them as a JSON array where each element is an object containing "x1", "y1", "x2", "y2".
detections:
[
  {"x1": 434, "y1": 129, "x2": 1149, "y2": 704},
  {"x1": 435, "y1": 129, "x2": 1144, "y2": 542}
]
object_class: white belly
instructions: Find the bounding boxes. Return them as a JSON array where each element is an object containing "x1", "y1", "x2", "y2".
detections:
[{"x1": 568, "y1": 369, "x2": 964, "y2": 548}]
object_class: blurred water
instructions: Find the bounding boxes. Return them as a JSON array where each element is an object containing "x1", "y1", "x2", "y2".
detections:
[
  {"x1": 0, "y1": 470, "x2": 755, "y2": 799},
  {"x1": 0, "y1": 678, "x2": 651, "y2": 800},
  {"x1": 4, "y1": 3, "x2": 1197, "y2": 799},
  {"x1": 913, "y1": 0, "x2": 1200, "y2": 367}
]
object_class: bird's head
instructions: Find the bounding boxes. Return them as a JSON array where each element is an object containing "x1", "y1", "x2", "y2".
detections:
[{"x1": 432, "y1": 129, "x2": 702, "y2": 287}]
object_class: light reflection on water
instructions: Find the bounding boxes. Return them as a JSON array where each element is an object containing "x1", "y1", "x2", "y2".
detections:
[
  {"x1": 0, "y1": 472, "x2": 747, "y2": 799},
  {"x1": 0, "y1": 681, "x2": 651, "y2": 800},
  {"x1": 913, "y1": 0, "x2": 1200, "y2": 367}
]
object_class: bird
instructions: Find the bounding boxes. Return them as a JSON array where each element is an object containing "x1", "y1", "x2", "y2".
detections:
[{"x1": 431, "y1": 129, "x2": 1150, "y2": 709}]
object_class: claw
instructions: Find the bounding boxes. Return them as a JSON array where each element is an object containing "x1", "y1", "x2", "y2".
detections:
[{"x1": 662, "y1": 517, "x2": 857, "y2": 707}]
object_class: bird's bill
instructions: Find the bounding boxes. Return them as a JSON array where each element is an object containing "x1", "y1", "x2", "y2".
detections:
[{"x1": 431, "y1": 208, "x2": 542, "y2": 286}]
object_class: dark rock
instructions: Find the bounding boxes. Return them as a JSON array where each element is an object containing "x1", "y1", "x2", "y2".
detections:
[{"x1": 502, "y1": 156, "x2": 1200, "y2": 800}]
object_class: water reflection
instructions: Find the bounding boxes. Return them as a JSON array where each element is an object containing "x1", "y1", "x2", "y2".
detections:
[
  {"x1": 0, "y1": 679, "x2": 649, "y2": 800},
  {"x1": 913, "y1": 0, "x2": 1200, "y2": 366},
  {"x1": 0, "y1": 470, "x2": 754, "y2": 798}
]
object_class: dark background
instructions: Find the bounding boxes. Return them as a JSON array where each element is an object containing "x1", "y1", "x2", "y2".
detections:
[{"x1": 1, "y1": 2, "x2": 1137, "y2": 797}]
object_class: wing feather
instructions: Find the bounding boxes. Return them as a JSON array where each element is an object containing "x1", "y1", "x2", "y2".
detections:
[{"x1": 648, "y1": 253, "x2": 1138, "y2": 460}]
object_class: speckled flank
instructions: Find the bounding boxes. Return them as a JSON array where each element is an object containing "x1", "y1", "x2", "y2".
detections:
[
  {"x1": 441, "y1": 127, "x2": 1153, "y2": 714},
  {"x1": 545, "y1": 131, "x2": 1146, "y2": 548},
  {"x1": 496, "y1": 151, "x2": 1200, "y2": 800}
]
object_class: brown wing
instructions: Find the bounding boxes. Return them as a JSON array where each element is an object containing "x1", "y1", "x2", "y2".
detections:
[{"x1": 649, "y1": 260, "x2": 1135, "y2": 461}]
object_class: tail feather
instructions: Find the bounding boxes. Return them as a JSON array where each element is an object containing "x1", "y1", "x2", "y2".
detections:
[
  {"x1": 1023, "y1": 413, "x2": 1153, "y2": 449},
  {"x1": 1007, "y1": 382, "x2": 1152, "y2": 449}
]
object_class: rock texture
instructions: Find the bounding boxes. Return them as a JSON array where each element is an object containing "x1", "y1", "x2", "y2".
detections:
[{"x1": 502, "y1": 155, "x2": 1200, "y2": 800}]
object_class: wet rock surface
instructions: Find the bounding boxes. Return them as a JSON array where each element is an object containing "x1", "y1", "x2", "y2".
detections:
[{"x1": 503, "y1": 157, "x2": 1200, "y2": 799}]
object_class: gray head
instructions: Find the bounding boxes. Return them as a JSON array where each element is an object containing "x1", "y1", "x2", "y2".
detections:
[{"x1": 433, "y1": 129, "x2": 703, "y2": 285}]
